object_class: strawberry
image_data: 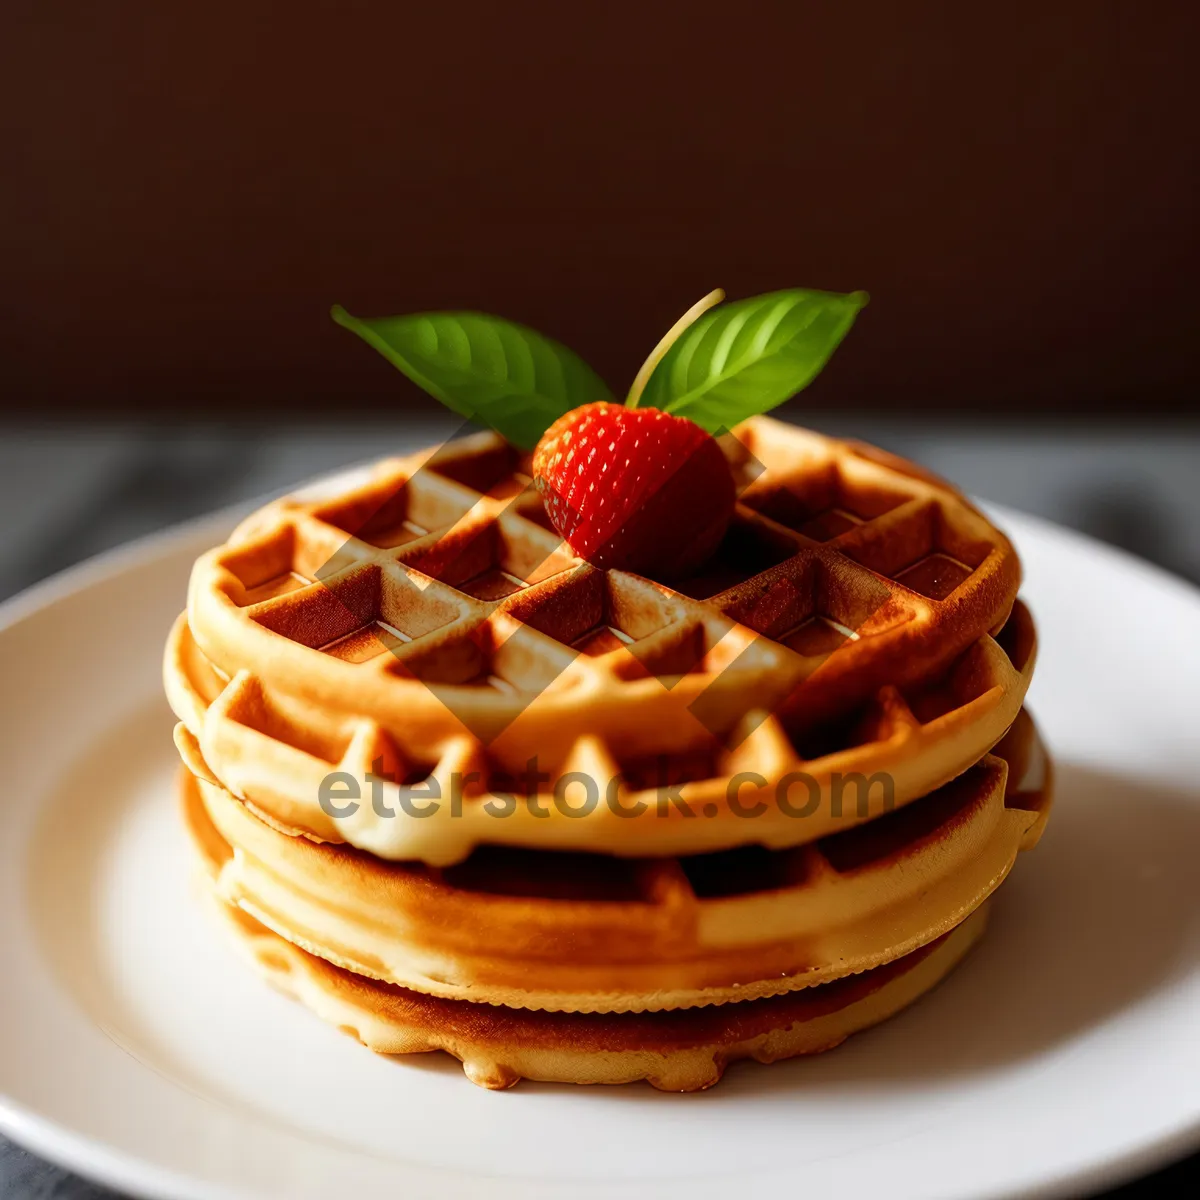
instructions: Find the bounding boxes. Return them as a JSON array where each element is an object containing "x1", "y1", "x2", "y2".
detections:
[{"x1": 532, "y1": 402, "x2": 736, "y2": 578}]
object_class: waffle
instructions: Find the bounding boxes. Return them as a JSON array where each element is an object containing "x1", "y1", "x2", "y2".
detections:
[
  {"x1": 182, "y1": 418, "x2": 1021, "y2": 854},
  {"x1": 168, "y1": 416, "x2": 1048, "y2": 1082},
  {"x1": 167, "y1": 599, "x2": 1034, "y2": 863},
  {"x1": 191, "y1": 814, "x2": 992, "y2": 1092},
  {"x1": 168, "y1": 602, "x2": 1035, "y2": 866},
  {"x1": 177, "y1": 707, "x2": 1050, "y2": 1013},
  {"x1": 169, "y1": 417, "x2": 1031, "y2": 867}
]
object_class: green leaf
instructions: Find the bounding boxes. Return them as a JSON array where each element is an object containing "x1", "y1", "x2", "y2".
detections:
[
  {"x1": 635, "y1": 289, "x2": 868, "y2": 432},
  {"x1": 332, "y1": 306, "x2": 611, "y2": 449}
]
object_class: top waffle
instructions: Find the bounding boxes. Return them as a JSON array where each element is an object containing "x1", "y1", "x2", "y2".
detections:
[
  {"x1": 181, "y1": 416, "x2": 1021, "y2": 860},
  {"x1": 167, "y1": 598, "x2": 1035, "y2": 863}
]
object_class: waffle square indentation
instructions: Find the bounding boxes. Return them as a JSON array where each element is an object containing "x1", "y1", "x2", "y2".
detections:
[
  {"x1": 893, "y1": 552, "x2": 974, "y2": 601},
  {"x1": 669, "y1": 516, "x2": 798, "y2": 601},
  {"x1": 399, "y1": 516, "x2": 575, "y2": 603},
  {"x1": 744, "y1": 459, "x2": 911, "y2": 544}
]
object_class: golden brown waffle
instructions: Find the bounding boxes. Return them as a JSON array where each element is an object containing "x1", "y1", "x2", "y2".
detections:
[
  {"x1": 169, "y1": 417, "x2": 1048, "y2": 1087},
  {"x1": 195, "y1": 855, "x2": 990, "y2": 1092},
  {"x1": 182, "y1": 417, "x2": 1021, "y2": 827},
  {"x1": 177, "y1": 707, "x2": 1050, "y2": 1013},
  {"x1": 167, "y1": 589, "x2": 1036, "y2": 867}
]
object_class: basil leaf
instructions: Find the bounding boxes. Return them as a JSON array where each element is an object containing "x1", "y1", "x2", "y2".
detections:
[
  {"x1": 636, "y1": 289, "x2": 867, "y2": 432},
  {"x1": 332, "y1": 306, "x2": 611, "y2": 449}
]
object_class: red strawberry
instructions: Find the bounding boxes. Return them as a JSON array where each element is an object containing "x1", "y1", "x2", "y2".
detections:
[{"x1": 532, "y1": 402, "x2": 736, "y2": 578}]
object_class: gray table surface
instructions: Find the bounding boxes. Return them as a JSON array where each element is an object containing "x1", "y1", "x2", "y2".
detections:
[{"x1": 2, "y1": 418, "x2": 1198, "y2": 1198}]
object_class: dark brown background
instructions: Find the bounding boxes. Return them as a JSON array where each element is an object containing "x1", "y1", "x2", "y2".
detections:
[{"x1": 3, "y1": 2, "x2": 1197, "y2": 419}]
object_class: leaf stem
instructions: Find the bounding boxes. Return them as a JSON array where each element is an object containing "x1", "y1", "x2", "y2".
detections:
[{"x1": 626, "y1": 288, "x2": 725, "y2": 408}]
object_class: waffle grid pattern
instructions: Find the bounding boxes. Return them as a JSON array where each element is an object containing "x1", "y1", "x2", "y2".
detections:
[
  {"x1": 186, "y1": 417, "x2": 1020, "y2": 756},
  {"x1": 173, "y1": 417, "x2": 1029, "y2": 864}
]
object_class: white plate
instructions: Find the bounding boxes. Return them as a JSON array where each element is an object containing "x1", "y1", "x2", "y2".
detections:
[{"x1": 1, "y1": 502, "x2": 1199, "y2": 1200}]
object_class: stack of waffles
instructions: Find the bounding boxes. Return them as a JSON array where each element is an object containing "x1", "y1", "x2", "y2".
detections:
[{"x1": 165, "y1": 415, "x2": 1052, "y2": 1090}]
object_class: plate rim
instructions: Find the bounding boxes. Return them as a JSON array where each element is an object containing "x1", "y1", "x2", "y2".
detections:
[{"x1": 4, "y1": 490, "x2": 1199, "y2": 641}]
